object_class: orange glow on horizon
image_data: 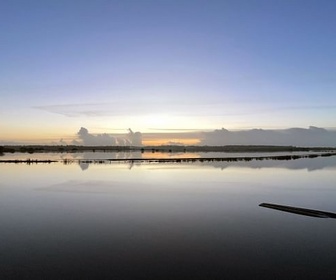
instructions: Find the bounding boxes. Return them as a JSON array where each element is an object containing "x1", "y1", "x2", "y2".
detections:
[
  {"x1": 142, "y1": 138, "x2": 200, "y2": 146},
  {"x1": 0, "y1": 125, "x2": 201, "y2": 146}
]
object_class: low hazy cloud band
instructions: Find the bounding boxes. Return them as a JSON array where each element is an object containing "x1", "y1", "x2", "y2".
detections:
[
  {"x1": 201, "y1": 126, "x2": 336, "y2": 147},
  {"x1": 61, "y1": 126, "x2": 336, "y2": 147},
  {"x1": 34, "y1": 102, "x2": 336, "y2": 118}
]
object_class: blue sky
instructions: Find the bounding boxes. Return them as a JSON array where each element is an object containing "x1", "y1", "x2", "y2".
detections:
[{"x1": 1, "y1": 0, "x2": 336, "y2": 144}]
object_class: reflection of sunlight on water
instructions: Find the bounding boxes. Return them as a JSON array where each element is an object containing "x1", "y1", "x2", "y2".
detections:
[{"x1": 141, "y1": 152, "x2": 199, "y2": 159}]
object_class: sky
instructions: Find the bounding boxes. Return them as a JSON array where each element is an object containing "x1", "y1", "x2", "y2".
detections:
[{"x1": 1, "y1": 0, "x2": 336, "y2": 145}]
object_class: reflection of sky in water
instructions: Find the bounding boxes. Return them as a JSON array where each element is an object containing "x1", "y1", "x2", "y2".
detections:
[
  {"x1": 2, "y1": 152, "x2": 336, "y2": 172},
  {"x1": 1, "y1": 160, "x2": 336, "y2": 279},
  {"x1": 0, "y1": 150, "x2": 329, "y2": 161}
]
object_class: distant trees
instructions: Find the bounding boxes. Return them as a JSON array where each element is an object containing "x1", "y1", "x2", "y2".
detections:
[
  {"x1": 19, "y1": 147, "x2": 35, "y2": 154},
  {"x1": 0, "y1": 146, "x2": 16, "y2": 154}
]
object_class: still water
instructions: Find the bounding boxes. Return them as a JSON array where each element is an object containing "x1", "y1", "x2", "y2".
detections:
[{"x1": 1, "y1": 157, "x2": 336, "y2": 279}]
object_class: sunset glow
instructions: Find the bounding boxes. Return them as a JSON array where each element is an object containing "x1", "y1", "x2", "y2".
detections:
[{"x1": 1, "y1": 1, "x2": 335, "y2": 146}]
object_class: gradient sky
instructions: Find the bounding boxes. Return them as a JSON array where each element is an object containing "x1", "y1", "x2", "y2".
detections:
[{"x1": 1, "y1": 0, "x2": 336, "y2": 144}]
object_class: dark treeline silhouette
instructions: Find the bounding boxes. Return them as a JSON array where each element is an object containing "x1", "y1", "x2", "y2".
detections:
[
  {"x1": 1, "y1": 144, "x2": 336, "y2": 155},
  {"x1": 0, "y1": 146, "x2": 16, "y2": 154}
]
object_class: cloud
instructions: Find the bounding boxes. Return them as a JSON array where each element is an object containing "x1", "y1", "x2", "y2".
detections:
[
  {"x1": 77, "y1": 127, "x2": 116, "y2": 145},
  {"x1": 200, "y1": 126, "x2": 336, "y2": 147},
  {"x1": 76, "y1": 127, "x2": 142, "y2": 146},
  {"x1": 127, "y1": 129, "x2": 142, "y2": 146},
  {"x1": 59, "y1": 138, "x2": 67, "y2": 145},
  {"x1": 33, "y1": 102, "x2": 336, "y2": 120},
  {"x1": 31, "y1": 102, "x2": 262, "y2": 118},
  {"x1": 34, "y1": 103, "x2": 123, "y2": 117}
]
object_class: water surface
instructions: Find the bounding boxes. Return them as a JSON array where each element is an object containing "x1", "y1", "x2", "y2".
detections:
[{"x1": 1, "y1": 157, "x2": 336, "y2": 279}]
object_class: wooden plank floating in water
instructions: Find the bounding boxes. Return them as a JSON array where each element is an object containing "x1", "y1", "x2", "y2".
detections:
[{"x1": 259, "y1": 203, "x2": 336, "y2": 218}]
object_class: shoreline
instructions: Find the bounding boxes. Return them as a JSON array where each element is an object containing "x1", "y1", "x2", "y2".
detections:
[{"x1": 1, "y1": 151, "x2": 336, "y2": 164}]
